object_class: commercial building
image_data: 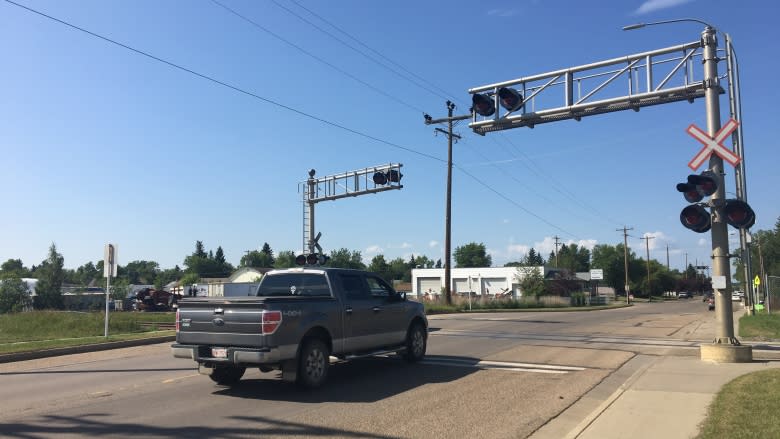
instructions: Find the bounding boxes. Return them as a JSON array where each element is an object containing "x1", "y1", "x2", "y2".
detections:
[{"x1": 411, "y1": 266, "x2": 550, "y2": 299}]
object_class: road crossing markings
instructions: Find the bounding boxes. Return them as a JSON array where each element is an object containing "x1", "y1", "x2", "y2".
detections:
[{"x1": 421, "y1": 356, "x2": 586, "y2": 374}]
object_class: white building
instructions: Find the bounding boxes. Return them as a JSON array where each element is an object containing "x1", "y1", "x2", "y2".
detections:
[{"x1": 411, "y1": 266, "x2": 548, "y2": 299}]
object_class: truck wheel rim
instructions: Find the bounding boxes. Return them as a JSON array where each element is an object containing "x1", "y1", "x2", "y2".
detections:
[
  {"x1": 412, "y1": 329, "x2": 424, "y2": 355},
  {"x1": 306, "y1": 349, "x2": 325, "y2": 378}
]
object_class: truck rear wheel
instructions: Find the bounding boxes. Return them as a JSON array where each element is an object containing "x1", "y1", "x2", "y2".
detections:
[
  {"x1": 297, "y1": 338, "x2": 329, "y2": 388},
  {"x1": 209, "y1": 366, "x2": 245, "y2": 386},
  {"x1": 403, "y1": 323, "x2": 426, "y2": 362}
]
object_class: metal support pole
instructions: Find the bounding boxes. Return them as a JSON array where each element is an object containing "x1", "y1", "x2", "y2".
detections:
[
  {"x1": 618, "y1": 226, "x2": 633, "y2": 304},
  {"x1": 307, "y1": 172, "x2": 316, "y2": 255},
  {"x1": 701, "y1": 27, "x2": 738, "y2": 345},
  {"x1": 724, "y1": 33, "x2": 754, "y2": 315},
  {"x1": 642, "y1": 236, "x2": 654, "y2": 300},
  {"x1": 104, "y1": 274, "x2": 111, "y2": 337}
]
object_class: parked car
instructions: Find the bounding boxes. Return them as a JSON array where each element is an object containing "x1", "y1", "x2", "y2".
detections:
[
  {"x1": 731, "y1": 292, "x2": 742, "y2": 301},
  {"x1": 677, "y1": 292, "x2": 690, "y2": 299},
  {"x1": 707, "y1": 297, "x2": 715, "y2": 311}
]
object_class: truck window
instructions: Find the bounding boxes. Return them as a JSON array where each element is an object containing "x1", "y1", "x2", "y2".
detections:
[
  {"x1": 256, "y1": 273, "x2": 331, "y2": 297},
  {"x1": 366, "y1": 276, "x2": 393, "y2": 298},
  {"x1": 339, "y1": 274, "x2": 368, "y2": 300}
]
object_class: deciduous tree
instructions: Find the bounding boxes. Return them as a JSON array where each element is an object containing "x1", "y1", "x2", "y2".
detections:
[
  {"x1": 454, "y1": 242, "x2": 492, "y2": 268},
  {"x1": 0, "y1": 277, "x2": 32, "y2": 313}
]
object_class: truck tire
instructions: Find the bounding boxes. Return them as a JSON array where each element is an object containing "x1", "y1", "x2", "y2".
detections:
[
  {"x1": 208, "y1": 366, "x2": 245, "y2": 386},
  {"x1": 297, "y1": 338, "x2": 329, "y2": 388},
  {"x1": 403, "y1": 323, "x2": 427, "y2": 362}
]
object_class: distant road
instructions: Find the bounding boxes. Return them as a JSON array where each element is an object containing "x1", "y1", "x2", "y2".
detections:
[{"x1": 0, "y1": 301, "x2": 727, "y2": 439}]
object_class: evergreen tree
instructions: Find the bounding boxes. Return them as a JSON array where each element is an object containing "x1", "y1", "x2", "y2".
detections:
[
  {"x1": 260, "y1": 243, "x2": 275, "y2": 267},
  {"x1": 195, "y1": 241, "x2": 207, "y2": 258},
  {"x1": 34, "y1": 243, "x2": 65, "y2": 309}
]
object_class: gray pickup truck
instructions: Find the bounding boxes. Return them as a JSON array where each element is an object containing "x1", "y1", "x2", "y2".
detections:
[{"x1": 172, "y1": 267, "x2": 428, "y2": 388}]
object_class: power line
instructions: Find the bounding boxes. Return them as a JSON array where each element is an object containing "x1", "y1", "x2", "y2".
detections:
[
  {"x1": 284, "y1": 0, "x2": 461, "y2": 104},
  {"x1": 209, "y1": 0, "x2": 426, "y2": 114},
  {"x1": 271, "y1": 0, "x2": 621, "y2": 229},
  {"x1": 269, "y1": 0, "x2": 455, "y2": 103},
  {"x1": 4, "y1": 0, "x2": 443, "y2": 163},
  {"x1": 454, "y1": 164, "x2": 579, "y2": 239},
  {"x1": 6, "y1": 0, "x2": 581, "y2": 240}
]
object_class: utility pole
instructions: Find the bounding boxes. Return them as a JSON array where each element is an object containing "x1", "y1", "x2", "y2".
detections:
[
  {"x1": 617, "y1": 226, "x2": 633, "y2": 304},
  {"x1": 641, "y1": 236, "x2": 655, "y2": 300},
  {"x1": 553, "y1": 236, "x2": 561, "y2": 268},
  {"x1": 424, "y1": 102, "x2": 470, "y2": 305},
  {"x1": 666, "y1": 245, "x2": 670, "y2": 271},
  {"x1": 685, "y1": 252, "x2": 689, "y2": 278}
]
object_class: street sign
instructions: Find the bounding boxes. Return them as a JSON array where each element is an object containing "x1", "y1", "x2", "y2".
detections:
[
  {"x1": 687, "y1": 118, "x2": 741, "y2": 170},
  {"x1": 103, "y1": 244, "x2": 118, "y2": 278},
  {"x1": 590, "y1": 269, "x2": 604, "y2": 280},
  {"x1": 754, "y1": 275, "x2": 761, "y2": 287}
]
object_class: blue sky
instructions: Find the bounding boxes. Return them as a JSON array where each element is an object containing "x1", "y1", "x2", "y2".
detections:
[{"x1": 1, "y1": 0, "x2": 777, "y2": 273}]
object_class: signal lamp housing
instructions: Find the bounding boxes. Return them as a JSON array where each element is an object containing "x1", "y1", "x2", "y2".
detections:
[
  {"x1": 723, "y1": 199, "x2": 756, "y2": 229},
  {"x1": 472, "y1": 93, "x2": 495, "y2": 117},
  {"x1": 498, "y1": 87, "x2": 524, "y2": 112},
  {"x1": 680, "y1": 205, "x2": 711, "y2": 233}
]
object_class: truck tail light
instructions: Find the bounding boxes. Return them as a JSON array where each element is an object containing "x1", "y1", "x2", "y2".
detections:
[
  {"x1": 175, "y1": 309, "x2": 180, "y2": 332},
  {"x1": 261, "y1": 310, "x2": 282, "y2": 335}
]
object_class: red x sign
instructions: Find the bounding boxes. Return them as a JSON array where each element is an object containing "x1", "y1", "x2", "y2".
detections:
[{"x1": 687, "y1": 118, "x2": 741, "y2": 170}]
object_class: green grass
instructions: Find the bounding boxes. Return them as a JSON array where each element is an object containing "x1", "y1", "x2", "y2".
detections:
[
  {"x1": 696, "y1": 369, "x2": 780, "y2": 439},
  {"x1": 0, "y1": 331, "x2": 174, "y2": 354},
  {"x1": 0, "y1": 310, "x2": 175, "y2": 352},
  {"x1": 739, "y1": 312, "x2": 780, "y2": 339}
]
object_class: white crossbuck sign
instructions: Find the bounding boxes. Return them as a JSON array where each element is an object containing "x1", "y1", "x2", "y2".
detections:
[{"x1": 686, "y1": 118, "x2": 741, "y2": 171}]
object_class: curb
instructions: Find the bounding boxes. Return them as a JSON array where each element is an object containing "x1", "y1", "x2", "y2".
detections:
[{"x1": 0, "y1": 335, "x2": 176, "y2": 364}]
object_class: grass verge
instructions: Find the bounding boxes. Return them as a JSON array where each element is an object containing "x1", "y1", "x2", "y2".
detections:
[
  {"x1": 696, "y1": 369, "x2": 780, "y2": 439},
  {"x1": 0, "y1": 311, "x2": 175, "y2": 354},
  {"x1": 739, "y1": 312, "x2": 780, "y2": 339}
]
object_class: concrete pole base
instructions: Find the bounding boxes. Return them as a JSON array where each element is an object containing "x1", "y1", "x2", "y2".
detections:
[{"x1": 700, "y1": 344, "x2": 753, "y2": 363}]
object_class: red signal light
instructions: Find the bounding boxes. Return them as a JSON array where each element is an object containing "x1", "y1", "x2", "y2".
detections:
[
  {"x1": 680, "y1": 205, "x2": 711, "y2": 233},
  {"x1": 723, "y1": 199, "x2": 755, "y2": 229}
]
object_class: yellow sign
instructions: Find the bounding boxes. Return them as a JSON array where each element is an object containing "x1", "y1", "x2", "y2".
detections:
[{"x1": 754, "y1": 275, "x2": 761, "y2": 286}]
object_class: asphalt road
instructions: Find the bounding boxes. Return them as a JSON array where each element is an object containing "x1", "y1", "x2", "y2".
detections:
[{"x1": 0, "y1": 300, "x2": 723, "y2": 439}]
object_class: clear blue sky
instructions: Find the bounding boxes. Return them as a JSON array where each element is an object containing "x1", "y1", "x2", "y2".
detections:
[{"x1": 1, "y1": 0, "x2": 777, "y2": 273}]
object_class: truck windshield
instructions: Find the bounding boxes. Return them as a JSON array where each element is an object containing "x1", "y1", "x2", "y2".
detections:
[{"x1": 256, "y1": 273, "x2": 331, "y2": 297}]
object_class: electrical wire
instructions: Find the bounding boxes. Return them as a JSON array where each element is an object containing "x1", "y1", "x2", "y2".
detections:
[
  {"x1": 5, "y1": 0, "x2": 583, "y2": 240},
  {"x1": 269, "y1": 0, "x2": 455, "y2": 103},
  {"x1": 3, "y1": 0, "x2": 444, "y2": 163},
  {"x1": 284, "y1": 0, "x2": 461, "y2": 104},
  {"x1": 261, "y1": 0, "x2": 621, "y2": 231},
  {"x1": 209, "y1": 0, "x2": 427, "y2": 114}
]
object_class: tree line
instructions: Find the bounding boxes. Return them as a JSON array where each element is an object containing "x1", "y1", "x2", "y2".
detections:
[{"x1": 5, "y1": 218, "x2": 779, "y2": 314}]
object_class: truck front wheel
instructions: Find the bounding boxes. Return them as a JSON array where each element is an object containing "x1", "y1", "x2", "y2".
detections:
[
  {"x1": 208, "y1": 366, "x2": 245, "y2": 386},
  {"x1": 403, "y1": 323, "x2": 427, "y2": 362},
  {"x1": 297, "y1": 339, "x2": 329, "y2": 388}
]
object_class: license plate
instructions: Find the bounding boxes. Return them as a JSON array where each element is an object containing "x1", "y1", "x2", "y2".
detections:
[{"x1": 211, "y1": 348, "x2": 227, "y2": 358}]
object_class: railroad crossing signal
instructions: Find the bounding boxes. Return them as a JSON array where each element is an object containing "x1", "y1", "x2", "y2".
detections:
[
  {"x1": 687, "y1": 118, "x2": 741, "y2": 170},
  {"x1": 677, "y1": 169, "x2": 755, "y2": 232}
]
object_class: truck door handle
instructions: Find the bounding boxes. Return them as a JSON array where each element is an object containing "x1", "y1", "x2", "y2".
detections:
[
  {"x1": 372, "y1": 307, "x2": 381, "y2": 313},
  {"x1": 345, "y1": 306, "x2": 353, "y2": 314}
]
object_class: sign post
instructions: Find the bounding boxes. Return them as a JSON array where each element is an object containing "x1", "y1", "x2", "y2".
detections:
[{"x1": 104, "y1": 244, "x2": 118, "y2": 337}]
